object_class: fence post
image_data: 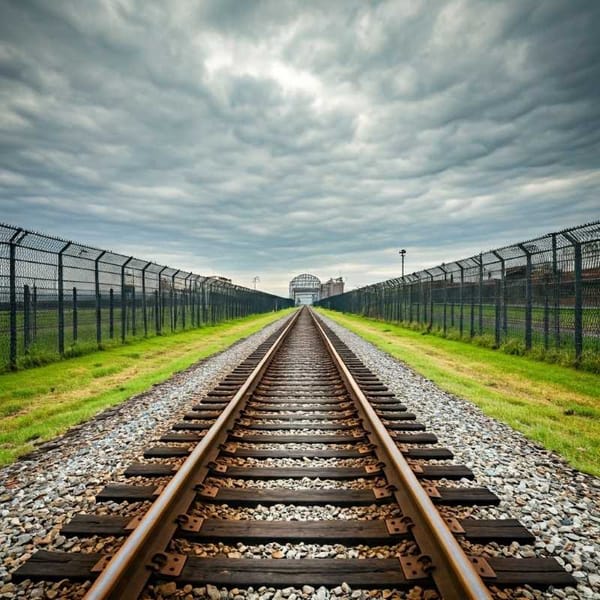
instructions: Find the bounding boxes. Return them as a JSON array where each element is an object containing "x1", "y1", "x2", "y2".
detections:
[
  {"x1": 416, "y1": 275, "x2": 421, "y2": 324},
  {"x1": 478, "y1": 254, "x2": 483, "y2": 335},
  {"x1": 495, "y1": 279, "x2": 501, "y2": 347},
  {"x1": 57, "y1": 241, "x2": 71, "y2": 356},
  {"x1": 518, "y1": 244, "x2": 532, "y2": 350},
  {"x1": 154, "y1": 289, "x2": 160, "y2": 334},
  {"x1": 23, "y1": 284, "x2": 31, "y2": 353},
  {"x1": 95, "y1": 251, "x2": 106, "y2": 347},
  {"x1": 492, "y1": 251, "x2": 506, "y2": 341},
  {"x1": 399, "y1": 281, "x2": 404, "y2": 322},
  {"x1": 424, "y1": 270, "x2": 434, "y2": 331},
  {"x1": 8, "y1": 229, "x2": 24, "y2": 369},
  {"x1": 470, "y1": 280, "x2": 475, "y2": 339},
  {"x1": 449, "y1": 272, "x2": 454, "y2": 328},
  {"x1": 121, "y1": 257, "x2": 133, "y2": 343},
  {"x1": 543, "y1": 285, "x2": 549, "y2": 350},
  {"x1": 158, "y1": 266, "x2": 167, "y2": 333},
  {"x1": 551, "y1": 233, "x2": 561, "y2": 348},
  {"x1": 184, "y1": 273, "x2": 192, "y2": 329},
  {"x1": 131, "y1": 279, "x2": 136, "y2": 337},
  {"x1": 171, "y1": 270, "x2": 179, "y2": 331},
  {"x1": 142, "y1": 262, "x2": 151, "y2": 337},
  {"x1": 72, "y1": 287, "x2": 78, "y2": 343},
  {"x1": 408, "y1": 278, "x2": 413, "y2": 323},
  {"x1": 33, "y1": 284, "x2": 37, "y2": 341},
  {"x1": 109, "y1": 288, "x2": 114, "y2": 338},
  {"x1": 563, "y1": 233, "x2": 582, "y2": 361},
  {"x1": 440, "y1": 266, "x2": 448, "y2": 335},
  {"x1": 574, "y1": 242, "x2": 583, "y2": 361},
  {"x1": 190, "y1": 277, "x2": 196, "y2": 327},
  {"x1": 458, "y1": 262, "x2": 464, "y2": 337}
]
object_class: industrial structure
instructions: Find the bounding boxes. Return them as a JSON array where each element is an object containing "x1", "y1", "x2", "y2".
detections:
[{"x1": 289, "y1": 274, "x2": 344, "y2": 305}]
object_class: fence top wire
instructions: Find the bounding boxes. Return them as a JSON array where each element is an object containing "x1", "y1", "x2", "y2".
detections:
[
  {"x1": 0, "y1": 222, "x2": 285, "y2": 300},
  {"x1": 338, "y1": 221, "x2": 600, "y2": 294}
]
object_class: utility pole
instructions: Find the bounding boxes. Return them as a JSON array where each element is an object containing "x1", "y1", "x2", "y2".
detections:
[{"x1": 399, "y1": 249, "x2": 406, "y2": 277}]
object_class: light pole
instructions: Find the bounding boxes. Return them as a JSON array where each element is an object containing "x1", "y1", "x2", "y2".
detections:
[
  {"x1": 399, "y1": 249, "x2": 406, "y2": 277},
  {"x1": 252, "y1": 275, "x2": 260, "y2": 290}
]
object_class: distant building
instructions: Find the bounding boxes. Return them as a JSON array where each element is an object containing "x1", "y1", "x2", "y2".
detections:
[
  {"x1": 289, "y1": 273, "x2": 321, "y2": 305},
  {"x1": 320, "y1": 277, "x2": 344, "y2": 300},
  {"x1": 289, "y1": 274, "x2": 344, "y2": 305}
]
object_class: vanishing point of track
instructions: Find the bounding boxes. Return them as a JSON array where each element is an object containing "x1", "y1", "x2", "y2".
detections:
[{"x1": 15, "y1": 307, "x2": 574, "y2": 599}]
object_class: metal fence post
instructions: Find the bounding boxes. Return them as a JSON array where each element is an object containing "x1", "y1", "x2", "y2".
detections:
[
  {"x1": 131, "y1": 278, "x2": 136, "y2": 337},
  {"x1": 574, "y1": 242, "x2": 583, "y2": 361},
  {"x1": 154, "y1": 289, "x2": 160, "y2": 335},
  {"x1": 478, "y1": 254, "x2": 483, "y2": 335},
  {"x1": 564, "y1": 233, "x2": 582, "y2": 361},
  {"x1": 142, "y1": 262, "x2": 151, "y2": 337},
  {"x1": 121, "y1": 257, "x2": 133, "y2": 343},
  {"x1": 495, "y1": 279, "x2": 501, "y2": 347},
  {"x1": 33, "y1": 283, "x2": 37, "y2": 341},
  {"x1": 458, "y1": 263, "x2": 464, "y2": 337},
  {"x1": 72, "y1": 287, "x2": 78, "y2": 343},
  {"x1": 449, "y1": 272, "x2": 455, "y2": 328},
  {"x1": 158, "y1": 266, "x2": 167, "y2": 333},
  {"x1": 184, "y1": 273, "x2": 192, "y2": 329},
  {"x1": 58, "y1": 241, "x2": 71, "y2": 355},
  {"x1": 543, "y1": 285, "x2": 549, "y2": 350},
  {"x1": 551, "y1": 233, "x2": 561, "y2": 347},
  {"x1": 190, "y1": 276, "x2": 196, "y2": 327},
  {"x1": 95, "y1": 251, "x2": 106, "y2": 347},
  {"x1": 518, "y1": 244, "x2": 532, "y2": 350},
  {"x1": 23, "y1": 284, "x2": 31, "y2": 353},
  {"x1": 416, "y1": 275, "x2": 422, "y2": 324},
  {"x1": 398, "y1": 281, "x2": 404, "y2": 322},
  {"x1": 492, "y1": 251, "x2": 506, "y2": 341},
  {"x1": 171, "y1": 270, "x2": 179, "y2": 331},
  {"x1": 470, "y1": 280, "x2": 475, "y2": 339},
  {"x1": 8, "y1": 229, "x2": 23, "y2": 369},
  {"x1": 109, "y1": 288, "x2": 114, "y2": 338},
  {"x1": 440, "y1": 266, "x2": 448, "y2": 334},
  {"x1": 201, "y1": 279, "x2": 207, "y2": 325},
  {"x1": 424, "y1": 270, "x2": 434, "y2": 331}
]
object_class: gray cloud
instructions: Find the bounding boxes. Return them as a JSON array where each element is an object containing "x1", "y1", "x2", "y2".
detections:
[{"x1": 1, "y1": 0, "x2": 599, "y2": 295}]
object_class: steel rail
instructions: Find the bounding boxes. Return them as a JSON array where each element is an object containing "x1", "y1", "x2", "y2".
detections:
[
  {"x1": 84, "y1": 309, "x2": 301, "y2": 600},
  {"x1": 309, "y1": 308, "x2": 493, "y2": 600}
]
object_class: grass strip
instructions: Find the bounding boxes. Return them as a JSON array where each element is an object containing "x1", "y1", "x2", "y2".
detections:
[
  {"x1": 318, "y1": 309, "x2": 599, "y2": 476},
  {"x1": 0, "y1": 309, "x2": 294, "y2": 466}
]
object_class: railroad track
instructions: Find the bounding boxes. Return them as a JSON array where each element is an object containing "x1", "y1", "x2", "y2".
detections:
[{"x1": 14, "y1": 307, "x2": 574, "y2": 599}]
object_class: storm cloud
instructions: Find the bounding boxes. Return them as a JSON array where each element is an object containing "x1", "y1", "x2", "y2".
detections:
[{"x1": 1, "y1": 0, "x2": 599, "y2": 295}]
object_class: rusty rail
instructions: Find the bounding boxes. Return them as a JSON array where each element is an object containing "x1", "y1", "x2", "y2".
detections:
[
  {"x1": 310, "y1": 308, "x2": 493, "y2": 600},
  {"x1": 84, "y1": 310, "x2": 301, "y2": 600}
]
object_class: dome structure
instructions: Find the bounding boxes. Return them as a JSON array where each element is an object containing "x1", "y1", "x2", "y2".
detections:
[{"x1": 289, "y1": 273, "x2": 321, "y2": 305}]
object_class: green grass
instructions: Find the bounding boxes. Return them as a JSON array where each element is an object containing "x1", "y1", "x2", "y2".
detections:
[
  {"x1": 317, "y1": 309, "x2": 600, "y2": 476},
  {"x1": 0, "y1": 309, "x2": 294, "y2": 466}
]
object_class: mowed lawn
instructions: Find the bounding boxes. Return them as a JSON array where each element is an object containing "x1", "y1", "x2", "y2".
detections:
[
  {"x1": 0, "y1": 309, "x2": 294, "y2": 466},
  {"x1": 318, "y1": 309, "x2": 600, "y2": 477}
]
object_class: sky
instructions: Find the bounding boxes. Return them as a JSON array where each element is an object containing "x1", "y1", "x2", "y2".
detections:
[{"x1": 1, "y1": 1, "x2": 599, "y2": 297}]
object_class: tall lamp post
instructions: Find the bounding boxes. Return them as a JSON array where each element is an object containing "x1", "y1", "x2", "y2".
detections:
[
  {"x1": 399, "y1": 249, "x2": 406, "y2": 277},
  {"x1": 252, "y1": 275, "x2": 260, "y2": 290}
]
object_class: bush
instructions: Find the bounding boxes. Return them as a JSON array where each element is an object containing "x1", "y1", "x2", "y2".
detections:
[{"x1": 500, "y1": 339, "x2": 526, "y2": 356}]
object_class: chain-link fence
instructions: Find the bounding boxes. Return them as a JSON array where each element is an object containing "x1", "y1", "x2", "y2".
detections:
[
  {"x1": 317, "y1": 222, "x2": 600, "y2": 363},
  {"x1": 0, "y1": 224, "x2": 293, "y2": 371}
]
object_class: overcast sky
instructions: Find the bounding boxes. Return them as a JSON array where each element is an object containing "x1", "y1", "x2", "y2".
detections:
[{"x1": 1, "y1": 1, "x2": 599, "y2": 296}]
